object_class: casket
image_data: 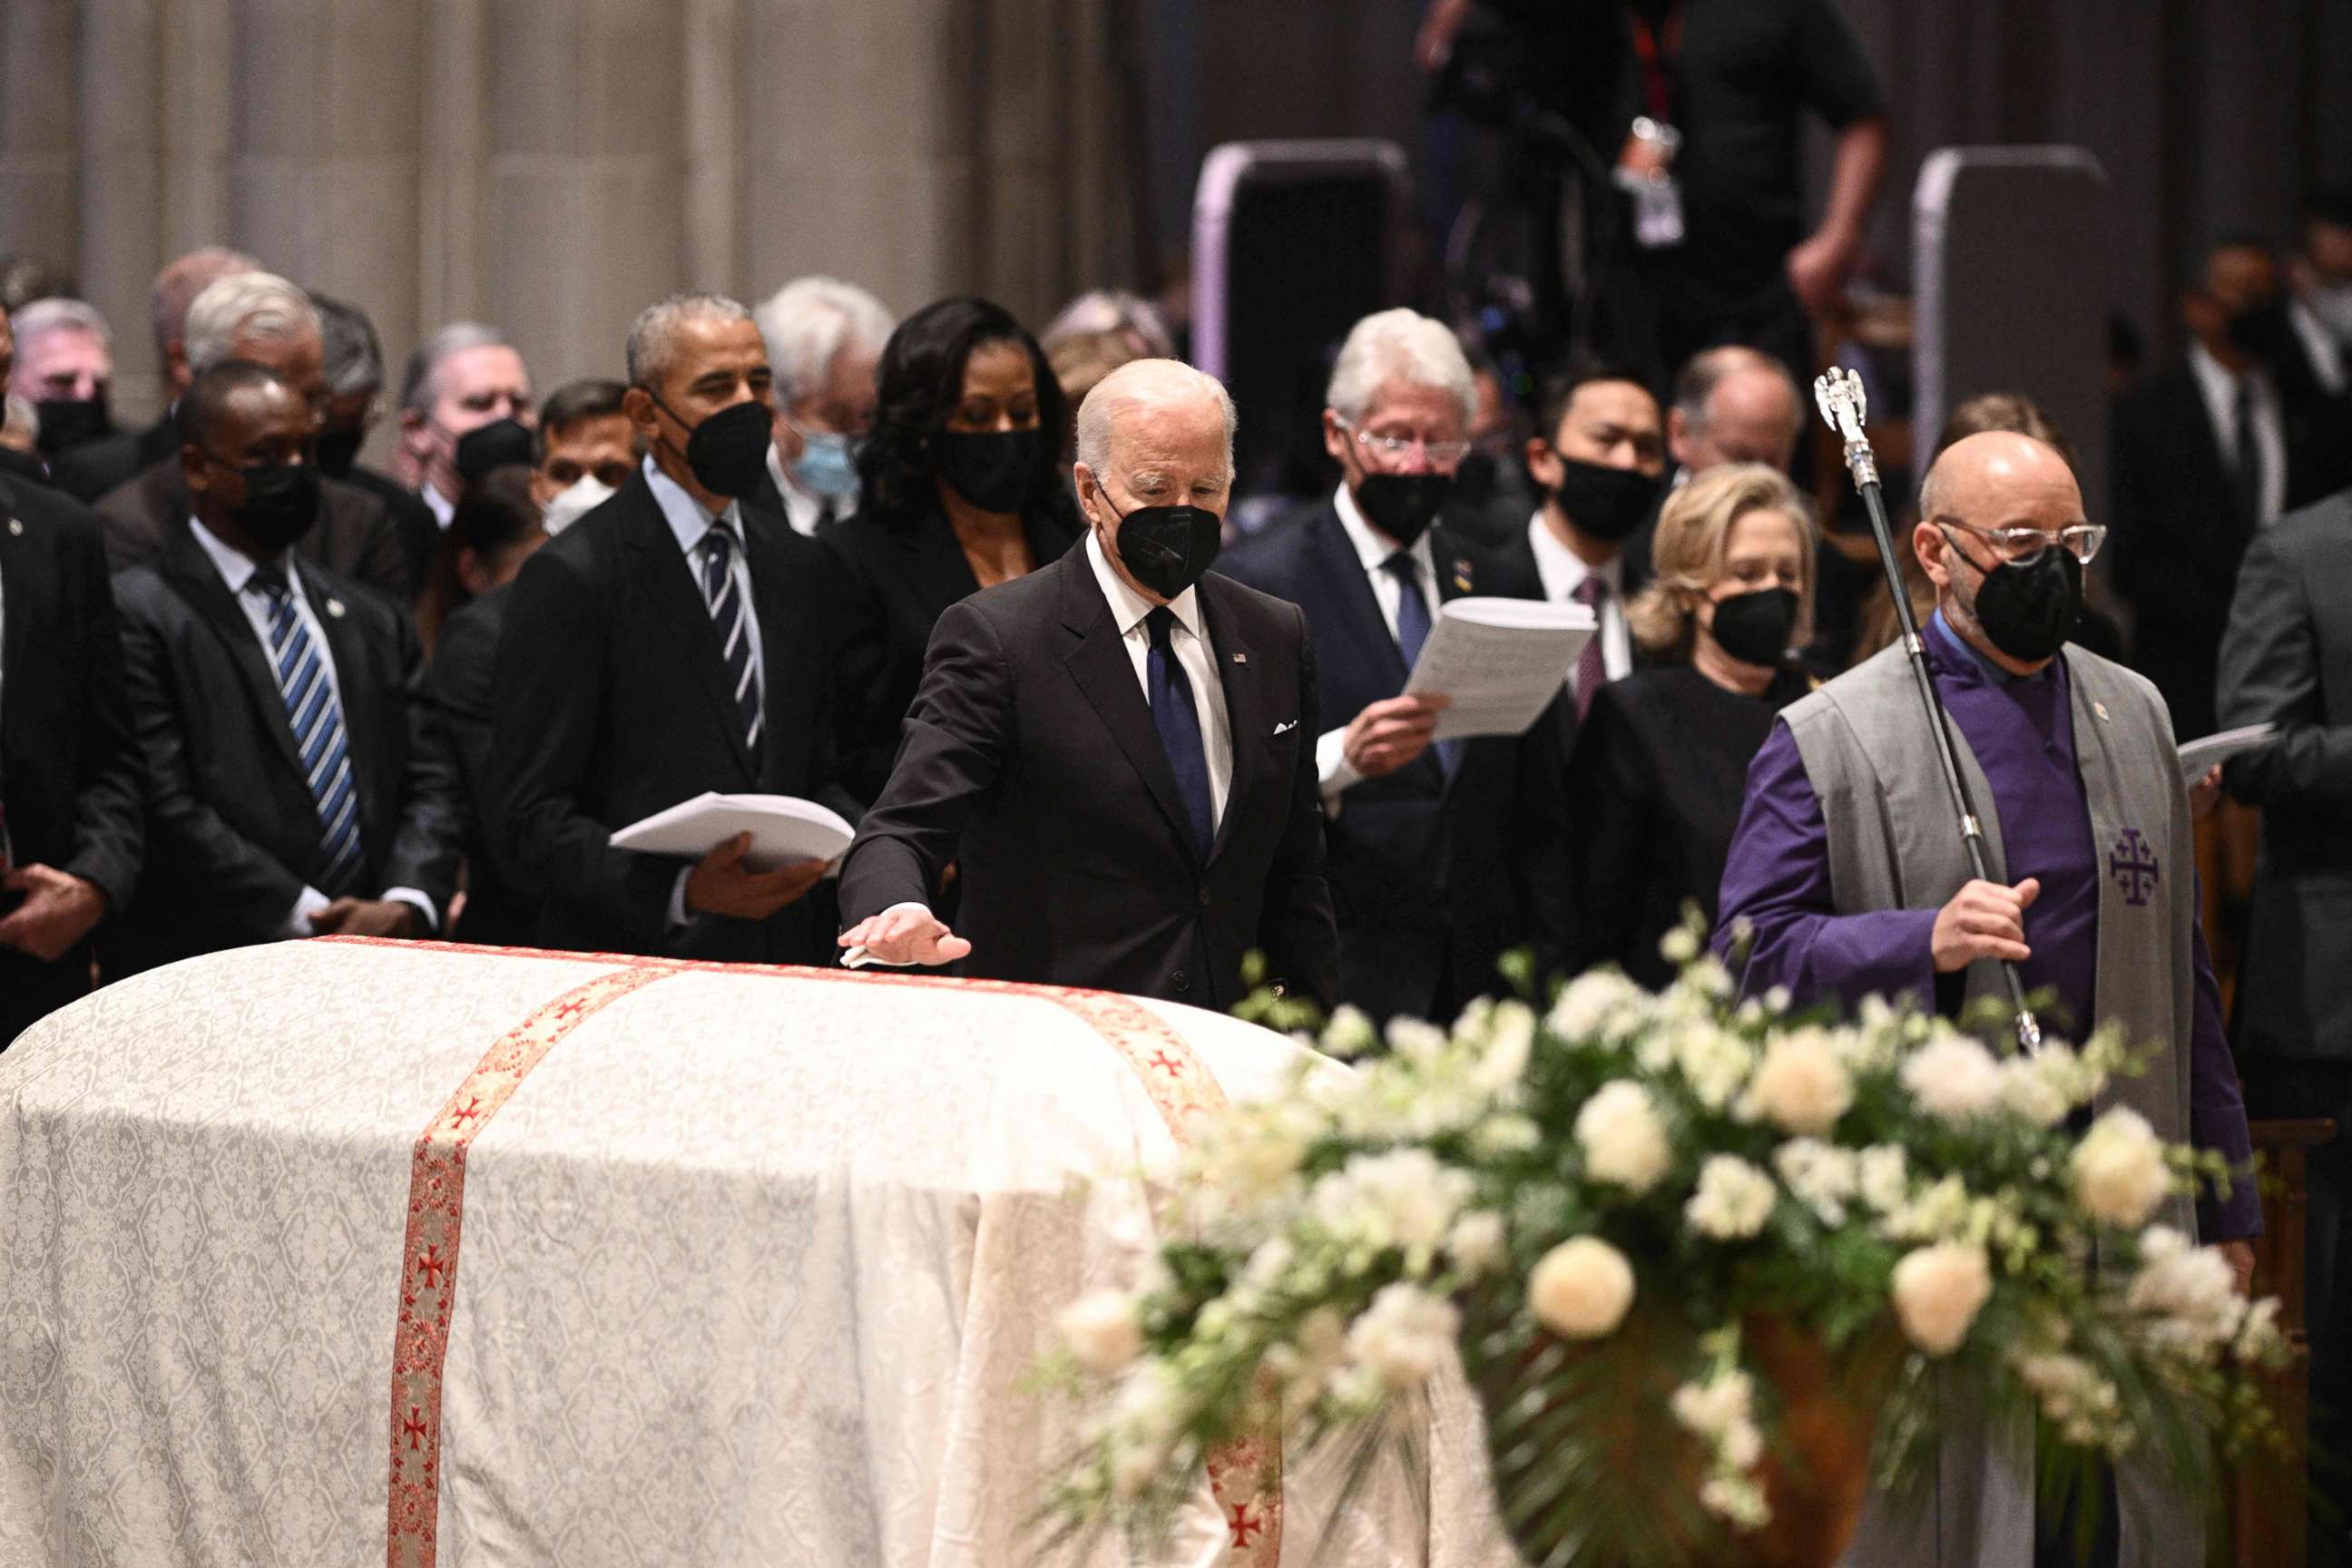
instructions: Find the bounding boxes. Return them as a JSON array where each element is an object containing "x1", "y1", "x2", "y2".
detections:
[{"x1": 0, "y1": 938, "x2": 1509, "y2": 1566}]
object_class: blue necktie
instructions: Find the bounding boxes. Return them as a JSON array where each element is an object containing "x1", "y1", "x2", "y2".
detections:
[
  {"x1": 1145, "y1": 607, "x2": 1215, "y2": 857},
  {"x1": 254, "y1": 567, "x2": 366, "y2": 894},
  {"x1": 1385, "y1": 552, "x2": 1459, "y2": 774}
]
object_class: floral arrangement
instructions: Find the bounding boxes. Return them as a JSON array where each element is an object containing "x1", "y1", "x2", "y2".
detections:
[{"x1": 1042, "y1": 934, "x2": 2288, "y2": 1566}]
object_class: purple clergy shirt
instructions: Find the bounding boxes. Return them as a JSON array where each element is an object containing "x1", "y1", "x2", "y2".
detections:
[{"x1": 1713, "y1": 612, "x2": 2259, "y2": 1238}]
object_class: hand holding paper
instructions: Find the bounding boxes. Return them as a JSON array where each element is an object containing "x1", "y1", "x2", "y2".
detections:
[{"x1": 1403, "y1": 596, "x2": 1598, "y2": 740}]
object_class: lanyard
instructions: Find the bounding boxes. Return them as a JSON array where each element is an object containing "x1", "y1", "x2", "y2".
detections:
[{"x1": 1628, "y1": 3, "x2": 1683, "y2": 122}]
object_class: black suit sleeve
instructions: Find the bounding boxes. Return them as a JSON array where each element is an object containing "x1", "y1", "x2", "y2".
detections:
[
  {"x1": 835, "y1": 598, "x2": 1012, "y2": 926},
  {"x1": 426, "y1": 609, "x2": 499, "y2": 828},
  {"x1": 493, "y1": 546, "x2": 680, "y2": 947},
  {"x1": 1563, "y1": 683, "x2": 1653, "y2": 973},
  {"x1": 2219, "y1": 527, "x2": 2352, "y2": 806},
  {"x1": 62, "y1": 523, "x2": 144, "y2": 912},
  {"x1": 378, "y1": 608, "x2": 464, "y2": 916},
  {"x1": 116, "y1": 580, "x2": 305, "y2": 941},
  {"x1": 1509, "y1": 694, "x2": 1575, "y2": 984},
  {"x1": 352, "y1": 500, "x2": 412, "y2": 603},
  {"x1": 1256, "y1": 603, "x2": 1340, "y2": 1009}
]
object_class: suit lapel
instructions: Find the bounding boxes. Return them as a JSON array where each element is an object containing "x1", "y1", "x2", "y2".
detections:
[
  {"x1": 159, "y1": 528, "x2": 308, "y2": 779},
  {"x1": 620, "y1": 475, "x2": 754, "y2": 776},
  {"x1": 1306, "y1": 504, "x2": 1410, "y2": 689},
  {"x1": 1055, "y1": 550, "x2": 1201, "y2": 865},
  {"x1": 1201, "y1": 579, "x2": 1261, "y2": 867}
]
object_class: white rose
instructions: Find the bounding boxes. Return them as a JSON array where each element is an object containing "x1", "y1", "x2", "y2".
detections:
[
  {"x1": 1058, "y1": 1289, "x2": 1145, "y2": 1375},
  {"x1": 1447, "y1": 1210, "x2": 1509, "y2": 1278},
  {"x1": 1686, "y1": 1155, "x2": 1778, "y2": 1240},
  {"x1": 1527, "y1": 1236, "x2": 1636, "y2": 1339},
  {"x1": 1552, "y1": 970, "x2": 1641, "y2": 1041},
  {"x1": 1889, "y1": 1240, "x2": 1994, "y2": 1357},
  {"x1": 1344, "y1": 1283, "x2": 1462, "y2": 1392},
  {"x1": 1900, "y1": 1035, "x2": 2004, "y2": 1121},
  {"x1": 2071, "y1": 1108, "x2": 2172, "y2": 1229},
  {"x1": 2126, "y1": 1224, "x2": 2245, "y2": 1351},
  {"x1": 1749, "y1": 1029, "x2": 1854, "y2": 1135},
  {"x1": 1574, "y1": 1080, "x2": 1672, "y2": 1194}
]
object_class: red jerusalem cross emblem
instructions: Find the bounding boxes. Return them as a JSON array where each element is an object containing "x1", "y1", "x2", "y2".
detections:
[
  {"x1": 2108, "y1": 828, "x2": 2160, "y2": 907},
  {"x1": 1229, "y1": 1502, "x2": 1263, "y2": 1547}
]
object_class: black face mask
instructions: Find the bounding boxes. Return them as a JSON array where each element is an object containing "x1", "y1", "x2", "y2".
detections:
[
  {"x1": 935, "y1": 428, "x2": 1046, "y2": 514},
  {"x1": 222, "y1": 458, "x2": 322, "y2": 551},
  {"x1": 455, "y1": 416, "x2": 535, "y2": 483},
  {"x1": 1547, "y1": 456, "x2": 1662, "y2": 543},
  {"x1": 34, "y1": 396, "x2": 110, "y2": 456},
  {"x1": 1943, "y1": 530, "x2": 2082, "y2": 664},
  {"x1": 1707, "y1": 585, "x2": 1798, "y2": 668},
  {"x1": 2224, "y1": 299, "x2": 2295, "y2": 364},
  {"x1": 646, "y1": 392, "x2": 771, "y2": 500},
  {"x1": 1098, "y1": 488, "x2": 1223, "y2": 601},
  {"x1": 314, "y1": 425, "x2": 366, "y2": 480},
  {"x1": 1353, "y1": 471, "x2": 1455, "y2": 547}
]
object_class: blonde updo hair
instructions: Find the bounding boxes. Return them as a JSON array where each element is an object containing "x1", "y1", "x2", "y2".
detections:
[{"x1": 1626, "y1": 463, "x2": 1818, "y2": 659}]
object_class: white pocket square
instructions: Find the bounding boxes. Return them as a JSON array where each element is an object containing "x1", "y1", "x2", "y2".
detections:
[{"x1": 1273, "y1": 719, "x2": 1298, "y2": 735}]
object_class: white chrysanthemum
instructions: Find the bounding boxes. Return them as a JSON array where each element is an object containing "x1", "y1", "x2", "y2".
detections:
[
  {"x1": 1700, "y1": 1475, "x2": 1770, "y2": 1529},
  {"x1": 2127, "y1": 1224, "x2": 2246, "y2": 1353},
  {"x1": 1552, "y1": 969, "x2": 1642, "y2": 1041},
  {"x1": 1674, "y1": 1024, "x2": 1756, "y2": 1111},
  {"x1": 1900, "y1": 1035, "x2": 2004, "y2": 1121},
  {"x1": 1321, "y1": 1004, "x2": 1379, "y2": 1060},
  {"x1": 2071, "y1": 1107, "x2": 2172, "y2": 1229},
  {"x1": 1686, "y1": 1156, "x2": 1777, "y2": 1239},
  {"x1": 1307, "y1": 1147, "x2": 1475, "y2": 1259},
  {"x1": 1857, "y1": 1144, "x2": 1910, "y2": 1212},
  {"x1": 1773, "y1": 1139, "x2": 1859, "y2": 1226},
  {"x1": 1879, "y1": 1172, "x2": 1972, "y2": 1242},
  {"x1": 1660, "y1": 925, "x2": 1701, "y2": 965},
  {"x1": 1889, "y1": 1241, "x2": 1993, "y2": 1356},
  {"x1": 1575, "y1": 1080, "x2": 1673, "y2": 1193},
  {"x1": 1670, "y1": 1367, "x2": 1755, "y2": 1440},
  {"x1": 1447, "y1": 1210, "x2": 1508, "y2": 1278},
  {"x1": 1059, "y1": 1289, "x2": 1144, "y2": 1375},
  {"x1": 1386, "y1": 1016, "x2": 1449, "y2": 1064},
  {"x1": 1997, "y1": 1054, "x2": 2071, "y2": 1127},
  {"x1": 1344, "y1": 1283, "x2": 1462, "y2": 1392},
  {"x1": 1473, "y1": 1000, "x2": 1538, "y2": 1093},
  {"x1": 1749, "y1": 1028, "x2": 1854, "y2": 1135},
  {"x1": 1527, "y1": 1236, "x2": 1636, "y2": 1338}
]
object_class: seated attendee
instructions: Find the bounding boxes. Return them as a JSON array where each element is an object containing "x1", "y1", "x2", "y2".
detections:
[
  {"x1": 313, "y1": 293, "x2": 440, "y2": 596},
  {"x1": 1046, "y1": 328, "x2": 1141, "y2": 458},
  {"x1": 826, "y1": 297, "x2": 1081, "y2": 798},
  {"x1": 397, "y1": 321, "x2": 534, "y2": 530},
  {"x1": 837, "y1": 358, "x2": 1338, "y2": 1010},
  {"x1": 1566, "y1": 463, "x2": 1817, "y2": 986},
  {"x1": 1221, "y1": 308, "x2": 1568, "y2": 1022},
  {"x1": 754, "y1": 276, "x2": 894, "y2": 534},
  {"x1": 6, "y1": 297, "x2": 115, "y2": 461},
  {"x1": 532, "y1": 377, "x2": 635, "y2": 513},
  {"x1": 109, "y1": 361, "x2": 460, "y2": 976},
  {"x1": 1041, "y1": 288, "x2": 1174, "y2": 360},
  {"x1": 93, "y1": 271, "x2": 409, "y2": 595},
  {"x1": 418, "y1": 467, "x2": 548, "y2": 946},
  {"x1": 493, "y1": 293, "x2": 865, "y2": 963},
  {"x1": 51, "y1": 246, "x2": 258, "y2": 503},
  {"x1": 1620, "y1": 345, "x2": 1804, "y2": 584}
]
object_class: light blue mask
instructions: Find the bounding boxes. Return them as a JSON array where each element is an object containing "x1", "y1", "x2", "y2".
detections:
[{"x1": 791, "y1": 428, "x2": 861, "y2": 501}]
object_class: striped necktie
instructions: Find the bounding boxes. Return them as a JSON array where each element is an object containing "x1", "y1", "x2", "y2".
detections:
[
  {"x1": 253, "y1": 566, "x2": 365, "y2": 893},
  {"x1": 701, "y1": 517, "x2": 763, "y2": 755}
]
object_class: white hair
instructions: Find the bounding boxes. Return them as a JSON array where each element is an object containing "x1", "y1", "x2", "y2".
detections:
[
  {"x1": 754, "y1": 277, "x2": 895, "y2": 401},
  {"x1": 1044, "y1": 289, "x2": 1173, "y2": 358},
  {"x1": 400, "y1": 320, "x2": 512, "y2": 414},
  {"x1": 1324, "y1": 308, "x2": 1476, "y2": 428},
  {"x1": 1075, "y1": 358, "x2": 1237, "y2": 481},
  {"x1": 625, "y1": 292, "x2": 755, "y2": 389},
  {"x1": 10, "y1": 296, "x2": 113, "y2": 353},
  {"x1": 183, "y1": 271, "x2": 318, "y2": 375}
]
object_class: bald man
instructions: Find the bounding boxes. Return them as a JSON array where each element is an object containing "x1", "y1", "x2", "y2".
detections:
[
  {"x1": 1715, "y1": 432, "x2": 2255, "y2": 1568},
  {"x1": 837, "y1": 358, "x2": 1338, "y2": 1009},
  {"x1": 1667, "y1": 345, "x2": 1803, "y2": 474}
]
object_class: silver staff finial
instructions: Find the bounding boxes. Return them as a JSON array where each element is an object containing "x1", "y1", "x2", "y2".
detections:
[{"x1": 1812, "y1": 367, "x2": 1868, "y2": 443}]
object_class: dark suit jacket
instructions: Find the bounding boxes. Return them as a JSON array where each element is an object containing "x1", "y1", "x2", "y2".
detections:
[
  {"x1": 94, "y1": 455, "x2": 410, "y2": 601},
  {"x1": 338, "y1": 463, "x2": 442, "y2": 601},
  {"x1": 819, "y1": 498, "x2": 1082, "y2": 799},
  {"x1": 423, "y1": 587, "x2": 537, "y2": 946},
  {"x1": 110, "y1": 526, "x2": 460, "y2": 974},
  {"x1": 837, "y1": 545, "x2": 1338, "y2": 1011},
  {"x1": 2112, "y1": 365, "x2": 2340, "y2": 739},
  {"x1": 1220, "y1": 500, "x2": 1570, "y2": 1020},
  {"x1": 2219, "y1": 488, "x2": 2352, "y2": 1062},
  {"x1": 48, "y1": 414, "x2": 178, "y2": 505},
  {"x1": 491, "y1": 471, "x2": 866, "y2": 962},
  {"x1": 0, "y1": 475, "x2": 145, "y2": 1044}
]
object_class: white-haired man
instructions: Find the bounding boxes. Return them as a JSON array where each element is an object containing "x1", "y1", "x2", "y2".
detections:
[
  {"x1": 752, "y1": 276, "x2": 894, "y2": 534},
  {"x1": 838, "y1": 358, "x2": 1338, "y2": 1009},
  {"x1": 397, "y1": 322, "x2": 534, "y2": 528},
  {"x1": 1221, "y1": 308, "x2": 1569, "y2": 1022},
  {"x1": 6, "y1": 297, "x2": 115, "y2": 460},
  {"x1": 493, "y1": 293, "x2": 866, "y2": 962},
  {"x1": 92, "y1": 270, "x2": 408, "y2": 596}
]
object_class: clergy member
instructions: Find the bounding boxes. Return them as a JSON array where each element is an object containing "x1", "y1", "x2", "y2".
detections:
[
  {"x1": 1714, "y1": 431, "x2": 2257, "y2": 1568},
  {"x1": 836, "y1": 358, "x2": 1338, "y2": 1010}
]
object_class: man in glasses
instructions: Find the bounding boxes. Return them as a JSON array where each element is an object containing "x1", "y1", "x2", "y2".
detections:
[
  {"x1": 1718, "y1": 429, "x2": 2257, "y2": 1568},
  {"x1": 1220, "y1": 308, "x2": 1569, "y2": 1024}
]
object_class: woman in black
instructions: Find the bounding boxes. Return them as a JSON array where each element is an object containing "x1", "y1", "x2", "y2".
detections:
[
  {"x1": 822, "y1": 297, "x2": 1081, "y2": 800},
  {"x1": 1565, "y1": 462, "x2": 1818, "y2": 987}
]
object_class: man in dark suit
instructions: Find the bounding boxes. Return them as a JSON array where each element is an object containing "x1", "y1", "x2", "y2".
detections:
[
  {"x1": 50, "y1": 245, "x2": 259, "y2": 504},
  {"x1": 315, "y1": 293, "x2": 441, "y2": 597},
  {"x1": 836, "y1": 358, "x2": 1338, "y2": 1011},
  {"x1": 0, "y1": 310, "x2": 145, "y2": 1047},
  {"x1": 492, "y1": 292, "x2": 865, "y2": 963},
  {"x1": 109, "y1": 361, "x2": 459, "y2": 975},
  {"x1": 95, "y1": 270, "x2": 409, "y2": 598},
  {"x1": 2113, "y1": 238, "x2": 2352, "y2": 740},
  {"x1": 1222, "y1": 309, "x2": 1568, "y2": 1022},
  {"x1": 2217, "y1": 485, "x2": 2352, "y2": 1561}
]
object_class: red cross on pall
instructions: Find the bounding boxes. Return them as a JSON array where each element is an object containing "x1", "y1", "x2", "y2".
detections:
[{"x1": 1229, "y1": 1502, "x2": 1262, "y2": 1547}]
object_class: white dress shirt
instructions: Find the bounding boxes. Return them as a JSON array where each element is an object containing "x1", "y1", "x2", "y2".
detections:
[
  {"x1": 1315, "y1": 482, "x2": 1442, "y2": 799},
  {"x1": 763, "y1": 446, "x2": 832, "y2": 537},
  {"x1": 2188, "y1": 341, "x2": 2288, "y2": 528},
  {"x1": 1525, "y1": 509, "x2": 1632, "y2": 676},
  {"x1": 420, "y1": 480, "x2": 455, "y2": 531},
  {"x1": 186, "y1": 518, "x2": 438, "y2": 936}
]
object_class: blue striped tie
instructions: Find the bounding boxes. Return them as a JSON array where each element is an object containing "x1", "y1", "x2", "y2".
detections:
[
  {"x1": 702, "y1": 520, "x2": 763, "y2": 755},
  {"x1": 254, "y1": 568, "x2": 366, "y2": 894}
]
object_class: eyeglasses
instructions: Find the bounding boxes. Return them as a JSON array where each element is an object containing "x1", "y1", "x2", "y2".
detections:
[
  {"x1": 1338, "y1": 420, "x2": 1472, "y2": 466},
  {"x1": 1936, "y1": 516, "x2": 2108, "y2": 565}
]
